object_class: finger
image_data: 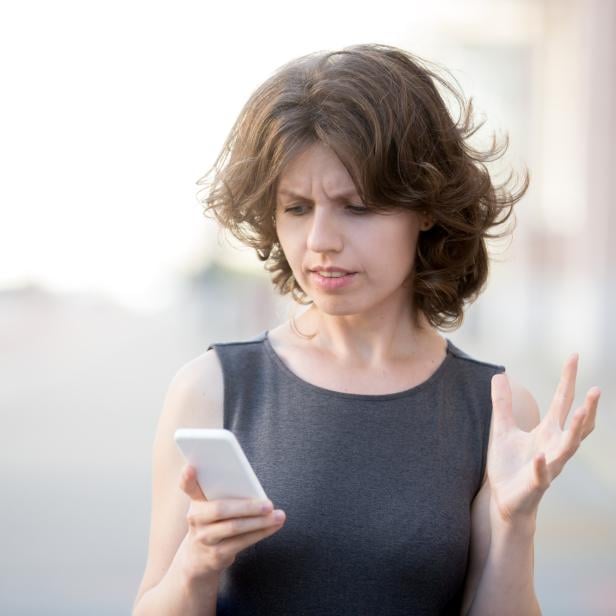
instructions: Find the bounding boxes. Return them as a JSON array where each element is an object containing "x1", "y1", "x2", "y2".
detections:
[
  {"x1": 217, "y1": 521, "x2": 285, "y2": 555},
  {"x1": 578, "y1": 386, "x2": 601, "y2": 439},
  {"x1": 549, "y1": 353, "x2": 578, "y2": 429},
  {"x1": 491, "y1": 373, "x2": 516, "y2": 436},
  {"x1": 558, "y1": 406, "x2": 586, "y2": 461},
  {"x1": 203, "y1": 498, "x2": 274, "y2": 524},
  {"x1": 180, "y1": 465, "x2": 208, "y2": 502},
  {"x1": 187, "y1": 499, "x2": 273, "y2": 536},
  {"x1": 533, "y1": 453, "x2": 550, "y2": 491},
  {"x1": 199, "y1": 509, "x2": 286, "y2": 545}
]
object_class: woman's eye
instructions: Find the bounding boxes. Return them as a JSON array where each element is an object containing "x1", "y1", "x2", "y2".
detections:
[
  {"x1": 346, "y1": 205, "x2": 370, "y2": 214},
  {"x1": 282, "y1": 204, "x2": 369, "y2": 215},
  {"x1": 283, "y1": 205, "x2": 308, "y2": 215}
]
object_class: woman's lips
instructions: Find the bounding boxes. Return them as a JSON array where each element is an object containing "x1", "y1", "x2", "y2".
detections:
[{"x1": 309, "y1": 271, "x2": 357, "y2": 291}]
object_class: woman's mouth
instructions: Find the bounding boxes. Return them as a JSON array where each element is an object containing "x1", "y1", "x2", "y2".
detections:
[{"x1": 309, "y1": 270, "x2": 357, "y2": 290}]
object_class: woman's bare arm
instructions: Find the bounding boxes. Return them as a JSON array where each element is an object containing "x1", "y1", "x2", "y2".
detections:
[
  {"x1": 132, "y1": 350, "x2": 224, "y2": 615},
  {"x1": 461, "y1": 377, "x2": 542, "y2": 615},
  {"x1": 463, "y1": 359, "x2": 600, "y2": 615}
]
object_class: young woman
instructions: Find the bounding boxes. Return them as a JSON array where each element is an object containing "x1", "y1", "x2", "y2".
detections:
[{"x1": 133, "y1": 44, "x2": 601, "y2": 615}]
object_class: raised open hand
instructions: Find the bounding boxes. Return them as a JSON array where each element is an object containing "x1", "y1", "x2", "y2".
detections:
[{"x1": 486, "y1": 354, "x2": 601, "y2": 528}]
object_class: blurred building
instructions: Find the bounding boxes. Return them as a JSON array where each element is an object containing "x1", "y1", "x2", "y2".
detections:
[{"x1": 405, "y1": 1, "x2": 610, "y2": 374}]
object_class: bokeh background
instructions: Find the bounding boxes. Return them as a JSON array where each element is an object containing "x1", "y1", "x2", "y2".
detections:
[{"x1": 1, "y1": 0, "x2": 614, "y2": 614}]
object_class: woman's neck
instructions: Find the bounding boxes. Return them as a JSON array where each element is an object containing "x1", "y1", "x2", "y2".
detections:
[{"x1": 292, "y1": 304, "x2": 442, "y2": 367}]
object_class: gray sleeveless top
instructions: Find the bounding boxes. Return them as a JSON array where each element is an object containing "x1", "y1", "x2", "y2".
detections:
[{"x1": 208, "y1": 331, "x2": 505, "y2": 616}]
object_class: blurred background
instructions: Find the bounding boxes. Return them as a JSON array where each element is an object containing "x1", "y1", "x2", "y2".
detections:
[{"x1": 1, "y1": 0, "x2": 614, "y2": 613}]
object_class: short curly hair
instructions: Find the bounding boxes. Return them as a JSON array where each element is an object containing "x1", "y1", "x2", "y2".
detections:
[{"x1": 198, "y1": 43, "x2": 529, "y2": 330}]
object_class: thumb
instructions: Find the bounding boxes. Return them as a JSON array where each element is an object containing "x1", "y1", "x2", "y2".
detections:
[
  {"x1": 491, "y1": 373, "x2": 516, "y2": 437},
  {"x1": 180, "y1": 465, "x2": 208, "y2": 501}
]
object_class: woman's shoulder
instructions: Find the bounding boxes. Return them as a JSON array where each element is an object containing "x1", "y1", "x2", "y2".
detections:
[
  {"x1": 445, "y1": 338, "x2": 506, "y2": 373},
  {"x1": 158, "y1": 347, "x2": 226, "y2": 433},
  {"x1": 443, "y1": 340, "x2": 542, "y2": 433},
  {"x1": 205, "y1": 330, "x2": 270, "y2": 372},
  {"x1": 166, "y1": 329, "x2": 270, "y2": 429},
  {"x1": 207, "y1": 330, "x2": 268, "y2": 350}
]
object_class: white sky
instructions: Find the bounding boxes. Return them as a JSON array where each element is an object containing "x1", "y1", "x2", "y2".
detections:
[{"x1": 0, "y1": 0, "x2": 533, "y2": 313}]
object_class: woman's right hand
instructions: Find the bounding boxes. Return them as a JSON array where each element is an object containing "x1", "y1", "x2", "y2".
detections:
[{"x1": 178, "y1": 464, "x2": 286, "y2": 583}]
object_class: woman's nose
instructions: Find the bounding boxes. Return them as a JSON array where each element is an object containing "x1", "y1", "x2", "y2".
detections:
[{"x1": 306, "y1": 207, "x2": 343, "y2": 253}]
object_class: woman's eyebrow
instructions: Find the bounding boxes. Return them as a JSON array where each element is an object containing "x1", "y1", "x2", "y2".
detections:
[{"x1": 277, "y1": 188, "x2": 361, "y2": 201}]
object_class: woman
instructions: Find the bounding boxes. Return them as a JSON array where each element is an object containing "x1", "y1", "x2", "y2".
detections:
[{"x1": 132, "y1": 44, "x2": 601, "y2": 615}]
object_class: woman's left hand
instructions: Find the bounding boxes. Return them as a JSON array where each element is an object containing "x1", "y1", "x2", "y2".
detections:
[{"x1": 486, "y1": 354, "x2": 601, "y2": 531}]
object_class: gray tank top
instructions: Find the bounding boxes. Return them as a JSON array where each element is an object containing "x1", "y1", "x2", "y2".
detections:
[{"x1": 208, "y1": 330, "x2": 505, "y2": 615}]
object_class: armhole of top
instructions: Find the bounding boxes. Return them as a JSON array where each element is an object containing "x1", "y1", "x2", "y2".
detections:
[
  {"x1": 200, "y1": 344, "x2": 228, "y2": 430},
  {"x1": 205, "y1": 331, "x2": 267, "y2": 430}
]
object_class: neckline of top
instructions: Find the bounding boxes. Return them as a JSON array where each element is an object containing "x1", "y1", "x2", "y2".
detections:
[{"x1": 261, "y1": 330, "x2": 455, "y2": 401}]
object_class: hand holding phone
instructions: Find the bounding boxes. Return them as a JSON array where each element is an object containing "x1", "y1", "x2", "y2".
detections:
[
  {"x1": 174, "y1": 429, "x2": 286, "y2": 581},
  {"x1": 174, "y1": 428, "x2": 267, "y2": 500}
]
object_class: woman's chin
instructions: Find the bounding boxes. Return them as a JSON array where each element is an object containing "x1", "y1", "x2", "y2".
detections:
[{"x1": 308, "y1": 296, "x2": 367, "y2": 317}]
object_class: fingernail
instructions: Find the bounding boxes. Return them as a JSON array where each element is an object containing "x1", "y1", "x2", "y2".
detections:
[
  {"x1": 261, "y1": 500, "x2": 273, "y2": 512},
  {"x1": 274, "y1": 509, "x2": 285, "y2": 521}
]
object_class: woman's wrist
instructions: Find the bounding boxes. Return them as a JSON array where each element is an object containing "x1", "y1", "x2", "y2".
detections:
[
  {"x1": 490, "y1": 512, "x2": 537, "y2": 542},
  {"x1": 489, "y1": 496, "x2": 538, "y2": 538},
  {"x1": 171, "y1": 534, "x2": 220, "y2": 605},
  {"x1": 178, "y1": 564, "x2": 220, "y2": 616},
  {"x1": 182, "y1": 567, "x2": 221, "y2": 594},
  {"x1": 179, "y1": 547, "x2": 221, "y2": 595}
]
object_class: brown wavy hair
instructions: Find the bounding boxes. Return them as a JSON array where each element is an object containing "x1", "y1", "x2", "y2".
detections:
[{"x1": 198, "y1": 43, "x2": 529, "y2": 330}]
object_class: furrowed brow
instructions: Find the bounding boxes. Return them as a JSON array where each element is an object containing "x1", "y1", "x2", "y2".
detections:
[{"x1": 277, "y1": 188, "x2": 361, "y2": 202}]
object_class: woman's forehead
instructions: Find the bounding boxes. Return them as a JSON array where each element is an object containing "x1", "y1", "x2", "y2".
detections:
[{"x1": 277, "y1": 143, "x2": 358, "y2": 197}]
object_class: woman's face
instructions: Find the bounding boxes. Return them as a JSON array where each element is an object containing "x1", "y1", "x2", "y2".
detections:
[{"x1": 274, "y1": 141, "x2": 425, "y2": 317}]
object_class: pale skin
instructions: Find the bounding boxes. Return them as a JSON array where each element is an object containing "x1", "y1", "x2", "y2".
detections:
[{"x1": 133, "y1": 141, "x2": 601, "y2": 615}]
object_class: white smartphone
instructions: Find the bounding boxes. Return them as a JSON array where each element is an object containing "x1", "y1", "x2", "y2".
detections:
[{"x1": 174, "y1": 428, "x2": 268, "y2": 501}]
